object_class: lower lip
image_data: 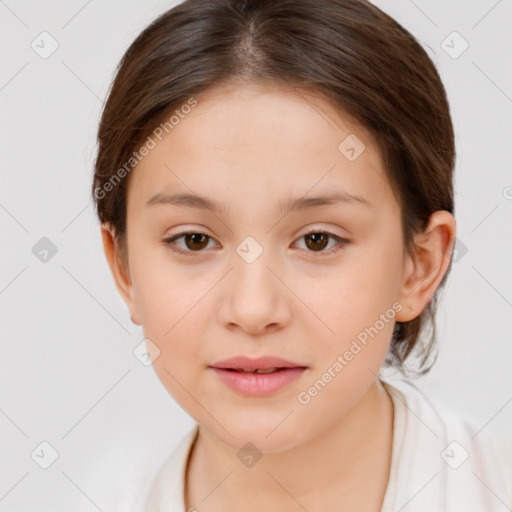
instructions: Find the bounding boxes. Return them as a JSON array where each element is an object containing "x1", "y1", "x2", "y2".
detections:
[{"x1": 210, "y1": 367, "x2": 306, "y2": 397}]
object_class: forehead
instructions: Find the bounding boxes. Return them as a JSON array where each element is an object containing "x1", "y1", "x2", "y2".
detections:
[{"x1": 127, "y1": 84, "x2": 397, "y2": 217}]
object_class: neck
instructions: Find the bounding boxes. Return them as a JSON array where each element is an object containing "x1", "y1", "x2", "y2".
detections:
[{"x1": 185, "y1": 378, "x2": 394, "y2": 511}]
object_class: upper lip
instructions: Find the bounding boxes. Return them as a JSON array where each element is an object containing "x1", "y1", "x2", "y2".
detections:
[{"x1": 210, "y1": 355, "x2": 307, "y2": 371}]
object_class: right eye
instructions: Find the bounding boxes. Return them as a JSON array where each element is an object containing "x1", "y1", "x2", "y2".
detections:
[{"x1": 163, "y1": 231, "x2": 220, "y2": 256}]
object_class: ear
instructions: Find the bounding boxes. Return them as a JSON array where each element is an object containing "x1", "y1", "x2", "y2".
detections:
[
  {"x1": 395, "y1": 210, "x2": 456, "y2": 322},
  {"x1": 101, "y1": 223, "x2": 142, "y2": 326}
]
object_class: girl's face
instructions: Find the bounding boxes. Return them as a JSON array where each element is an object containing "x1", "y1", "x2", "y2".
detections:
[{"x1": 108, "y1": 85, "x2": 418, "y2": 451}]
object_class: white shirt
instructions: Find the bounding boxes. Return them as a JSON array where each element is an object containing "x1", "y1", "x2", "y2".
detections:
[{"x1": 144, "y1": 377, "x2": 512, "y2": 511}]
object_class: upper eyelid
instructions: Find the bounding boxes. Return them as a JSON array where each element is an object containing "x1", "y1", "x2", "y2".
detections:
[{"x1": 167, "y1": 227, "x2": 344, "y2": 242}]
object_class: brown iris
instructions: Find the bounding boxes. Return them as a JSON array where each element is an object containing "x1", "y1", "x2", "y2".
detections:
[
  {"x1": 304, "y1": 233, "x2": 329, "y2": 251},
  {"x1": 184, "y1": 233, "x2": 210, "y2": 251}
]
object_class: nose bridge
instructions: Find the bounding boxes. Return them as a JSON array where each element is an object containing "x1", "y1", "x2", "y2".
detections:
[
  {"x1": 218, "y1": 232, "x2": 290, "y2": 333},
  {"x1": 233, "y1": 233, "x2": 277, "y2": 294}
]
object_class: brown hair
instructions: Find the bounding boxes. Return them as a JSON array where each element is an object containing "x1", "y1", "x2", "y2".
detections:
[{"x1": 92, "y1": 0, "x2": 455, "y2": 377}]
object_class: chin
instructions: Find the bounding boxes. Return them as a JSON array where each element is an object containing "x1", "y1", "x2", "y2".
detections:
[{"x1": 204, "y1": 416, "x2": 308, "y2": 454}]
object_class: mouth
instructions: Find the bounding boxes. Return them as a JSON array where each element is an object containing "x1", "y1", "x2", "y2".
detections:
[
  {"x1": 220, "y1": 367, "x2": 301, "y2": 374},
  {"x1": 210, "y1": 355, "x2": 307, "y2": 372},
  {"x1": 209, "y1": 357, "x2": 308, "y2": 397},
  {"x1": 210, "y1": 367, "x2": 307, "y2": 397}
]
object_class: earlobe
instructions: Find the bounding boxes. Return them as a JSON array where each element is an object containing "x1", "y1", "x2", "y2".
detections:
[
  {"x1": 100, "y1": 224, "x2": 142, "y2": 326},
  {"x1": 395, "y1": 211, "x2": 456, "y2": 322}
]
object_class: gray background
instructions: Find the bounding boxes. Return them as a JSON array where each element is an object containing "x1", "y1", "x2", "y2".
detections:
[{"x1": 1, "y1": 0, "x2": 511, "y2": 510}]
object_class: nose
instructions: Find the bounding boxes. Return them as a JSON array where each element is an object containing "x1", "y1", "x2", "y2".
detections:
[{"x1": 216, "y1": 248, "x2": 291, "y2": 336}]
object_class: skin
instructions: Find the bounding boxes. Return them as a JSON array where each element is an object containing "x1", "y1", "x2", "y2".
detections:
[{"x1": 101, "y1": 83, "x2": 456, "y2": 511}]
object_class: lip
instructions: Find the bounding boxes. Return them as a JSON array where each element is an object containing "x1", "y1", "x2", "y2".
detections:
[
  {"x1": 209, "y1": 355, "x2": 308, "y2": 397},
  {"x1": 210, "y1": 355, "x2": 306, "y2": 371},
  {"x1": 210, "y1": 367, "x2": 306, "y2": 397}
]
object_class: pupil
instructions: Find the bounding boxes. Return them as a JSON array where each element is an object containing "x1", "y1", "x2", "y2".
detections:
[{"x1": 306, "y1": 233, "x2": 328, "y2": 251}]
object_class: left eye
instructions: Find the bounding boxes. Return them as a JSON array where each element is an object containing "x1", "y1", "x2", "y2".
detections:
[
  {"x1": 163, "y1": 230, "x2": 349, "y2": 256},
  {"x1": 293, "y1": 231, "x2": 349, "y2": 255}
]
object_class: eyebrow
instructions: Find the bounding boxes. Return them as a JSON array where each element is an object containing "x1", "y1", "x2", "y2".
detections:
[{"x1": 145, "y1": 190, "x2": 372, "y2": 215}]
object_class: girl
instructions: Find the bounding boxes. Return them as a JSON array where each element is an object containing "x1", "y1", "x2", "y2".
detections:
[{"x1": 92, "y1": 0, "x2": 512, "y2": 510}]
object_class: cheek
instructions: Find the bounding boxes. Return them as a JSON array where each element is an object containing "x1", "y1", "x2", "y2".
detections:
[
  {"x1": 135, "y1": 261, "x2": 208, "y2": 408},
  {"x1": 127, "y1": 248, "x2": 210, "y2": 387},
  {"x1": 291, "y1": 244, "x2": 402, "y2": 361},
  {"x1": 129, "y1": 236, "x2": 204, "y2": 327}
]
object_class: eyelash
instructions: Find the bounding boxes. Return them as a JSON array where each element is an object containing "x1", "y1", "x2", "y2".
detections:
[{"x1": 162, "y1": 230, "x2": 350, "y2": 257}]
